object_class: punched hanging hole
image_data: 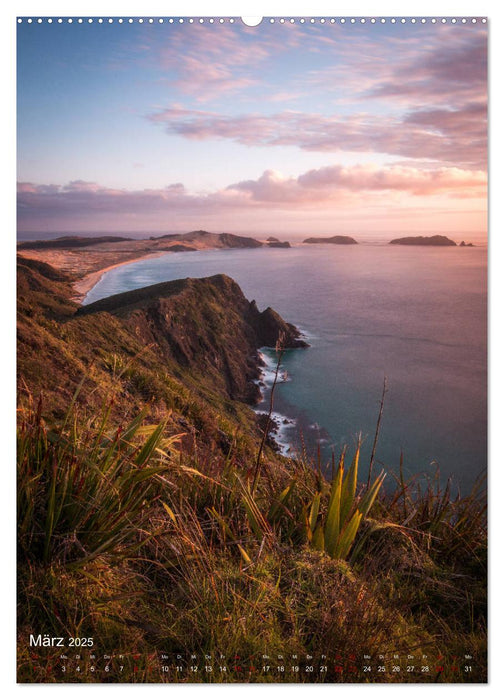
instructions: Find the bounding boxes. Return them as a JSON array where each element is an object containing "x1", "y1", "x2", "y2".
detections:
[{"x1": 241, "y1": 17, "x2": 263, "y2": 27}]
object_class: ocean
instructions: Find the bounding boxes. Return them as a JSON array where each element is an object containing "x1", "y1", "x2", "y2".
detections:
[{"x1": 84, "y1": 244, "x2": 487, "y2": 493}]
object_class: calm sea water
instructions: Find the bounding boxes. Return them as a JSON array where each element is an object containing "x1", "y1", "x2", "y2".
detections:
[{"x1": 85, "y1": 245, "x2": 487, "y2": 492}]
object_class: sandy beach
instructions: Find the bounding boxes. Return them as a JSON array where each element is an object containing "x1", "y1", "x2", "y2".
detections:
[
  {"x1": 71, "y1": 251, "x2": 168, "y2": 302},
  {"x1": 17, "y1": 231, "x2": 263, "y2": 304}
]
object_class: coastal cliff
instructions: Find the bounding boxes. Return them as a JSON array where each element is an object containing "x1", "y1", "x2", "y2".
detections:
[
  {"x1": 78, "y1": 274, "x2": 307, "y2": 403},
  {"x1": 17, "y1": 256, "x2": 305, "y2": 459}
]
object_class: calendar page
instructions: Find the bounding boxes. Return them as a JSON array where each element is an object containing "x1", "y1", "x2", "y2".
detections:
[{"x1": 16, "y1": 14, "x2": 487, "y2": 684}]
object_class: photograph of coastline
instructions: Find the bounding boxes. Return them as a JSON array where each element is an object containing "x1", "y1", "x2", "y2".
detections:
[{"x1": 17, "y1": 16, "x2": 487, "y2": 683}]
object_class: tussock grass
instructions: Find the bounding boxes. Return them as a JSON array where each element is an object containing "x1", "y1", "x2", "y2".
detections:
[{"x1": 17, "y1": 395, "x2": 487, "y2": 683}]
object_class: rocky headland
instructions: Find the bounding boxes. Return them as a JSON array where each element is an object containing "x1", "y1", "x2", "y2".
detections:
[
  {"x1": 78, "y1": 273, "x2": 307, "y2": 404},
  {"x1": 17, "y1": 256, "x2": 306, "y2": 458}
]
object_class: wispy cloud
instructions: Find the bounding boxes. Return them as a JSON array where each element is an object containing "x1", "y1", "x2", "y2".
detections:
[
  {"x1": 362, "y1": 30, "x2": 486, "y2": 107},
  {"x1": 310, "y1": 29, "x2": 485, "y2": 106},
  {"x1": 17, "y1": 19, "x2": 487, "y2": 235},
  {"x1": 149, "y1": 23, "x2": 486, "y2": 109},
  {"x1": 148, "y1": 100, "x2": 486, "y2": 169},
  {"x1": 156, "y1": 23, "x2": 302, "y2": 101},
  {"x1": 143, "y1": 23, "x2": 486, "y2": 170}
]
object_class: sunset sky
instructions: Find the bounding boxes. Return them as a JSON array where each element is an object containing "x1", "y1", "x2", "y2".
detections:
[{"x1": 17, "y1": 18, "x2": 487, "y2": 238}]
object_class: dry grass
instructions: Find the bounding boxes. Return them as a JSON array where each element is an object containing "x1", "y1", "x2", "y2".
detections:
[{"x1": 17, "y1": 396, "x2": 487, "y2": 683}]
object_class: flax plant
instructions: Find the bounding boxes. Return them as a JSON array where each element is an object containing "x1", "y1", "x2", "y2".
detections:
[
  {"x1": 306, "y1": 443, "x2": 386, "y2": 560},
  {"x1": 17, "y1": 396, "x2": 181, "y2": 567}
]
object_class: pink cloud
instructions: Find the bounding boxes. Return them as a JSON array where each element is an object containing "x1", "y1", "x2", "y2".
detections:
[
  {"x1": 144, "y1": 24, "x2": 486, "y2": 168},
  {"x1": 17, "y1": 163, "x2": 486, "y2": 231},
  {"x1": 148, "y1": 101, "x2": 487, "y2": 169},
  {"x1": 229, "y1": 165, "x2": 487, "y2": 202},
  {"x1": 156, "y1": 23, "x2": 302, "y2": 101},
  {"x1": 17, "y1": 182, "x2": 60, "y2": 195},
  {"x1": 366, "y1": 31, "x2": 486, "y2": 106},
  {"x1": 63, "y1": 180, "x2": 110, "y2": 194},
  {"x1": 300, "y1": 27, "x2": 487, "y2": 110}
]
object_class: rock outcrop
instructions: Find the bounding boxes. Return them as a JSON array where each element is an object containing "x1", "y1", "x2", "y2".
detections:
[
  {"x1": 79, "y1": 274, "x2": 307, "y2": 403},
  {"x1": 267, "y1": 241, "x2": 291, "y2": 248}
]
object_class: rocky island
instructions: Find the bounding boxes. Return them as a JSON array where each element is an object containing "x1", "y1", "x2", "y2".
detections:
[
  {"x1": 267, "y1": 240, "x2": 291, "y2": 248},
  {"x1": 389, "y1": 235, "x2": 457, "y2": 246},
  {"x1": 264, "y1": 236, "x2": 290, "y2": 248},
  {"x1": 303, "y1": 235, "x2": 358, "y2": 245}
]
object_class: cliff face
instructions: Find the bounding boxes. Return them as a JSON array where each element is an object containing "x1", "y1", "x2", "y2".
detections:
[
  {"x1": 245, "y1": 300, "x2": 306, "y2": 350},
  {"x1": 17, "y1": 257, "x2": 306, "y2": 461},
  {"x1": 79, "y1": 274, "x2": 306, "y2": 403}
]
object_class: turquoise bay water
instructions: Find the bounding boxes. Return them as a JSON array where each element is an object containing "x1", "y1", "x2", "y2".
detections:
[{"x1": 85, "y1": 245, "x2": 487, "y2": 492}]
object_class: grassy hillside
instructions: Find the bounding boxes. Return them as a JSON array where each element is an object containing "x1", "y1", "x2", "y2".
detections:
[
  {"x1": 18, "y1": 235, "x2": 132, "y2": 250},
  {"x1": 16, "y1": 257, "x2": 487, "y2": 683},
  {"x1": 17, "y1": 257, "x2": 302, "y2": 463}
]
